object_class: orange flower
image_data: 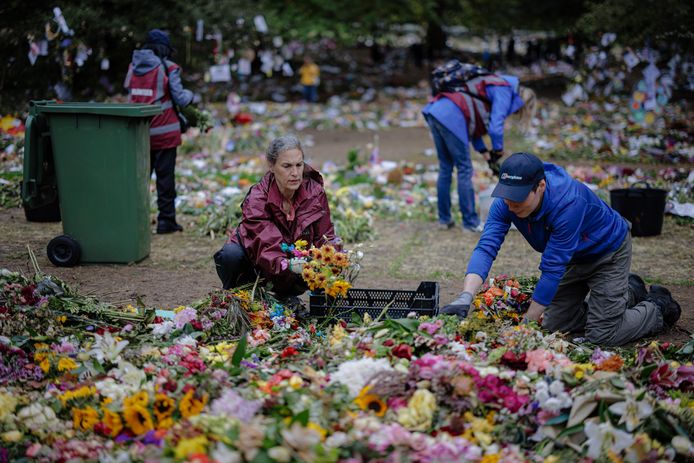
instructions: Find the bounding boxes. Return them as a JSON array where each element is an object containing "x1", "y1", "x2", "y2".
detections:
[
  {"x1": 596, "y1": 355, "x2": 624, "y2": 372},
  {"x1": 333, "y1": 252, "x2": 348, "y2": 267}
]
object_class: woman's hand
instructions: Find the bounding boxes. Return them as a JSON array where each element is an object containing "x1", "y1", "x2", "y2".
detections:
[{"x1": 289, "y1": 258, "x2": 307, "y2": 274}]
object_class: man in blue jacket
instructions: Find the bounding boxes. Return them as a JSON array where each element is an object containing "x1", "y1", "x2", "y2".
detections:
[
  {"x1": 441, "y1": 152, "x2": 681, "y2": 346},
  {"x1": 423, "y1": 62, "x2": 527, "y2": 232}
]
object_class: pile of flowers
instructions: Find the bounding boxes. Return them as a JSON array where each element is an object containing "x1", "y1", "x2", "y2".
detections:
[
  {"x1": 473, "y1": 275, "x2": 537, "y2": 321},
  {"x1": 1, "y1": 267, "x2": 693, "y2": 462}
]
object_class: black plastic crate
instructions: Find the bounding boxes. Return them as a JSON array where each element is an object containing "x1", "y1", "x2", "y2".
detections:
[{"x1": 309, "y1": 281, "x2": 439, "y2": 320}]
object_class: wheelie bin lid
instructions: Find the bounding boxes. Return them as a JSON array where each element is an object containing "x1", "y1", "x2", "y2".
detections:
[{"x1": 30, "y1": 100, "x2": 161, "y2": 118}]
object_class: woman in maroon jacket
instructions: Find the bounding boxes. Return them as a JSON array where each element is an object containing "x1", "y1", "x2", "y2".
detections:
[{"x1": 213, "y1": 135, "x2": 339, "y2": 296}]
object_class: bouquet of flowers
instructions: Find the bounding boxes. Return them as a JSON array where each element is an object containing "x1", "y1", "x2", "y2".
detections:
[
  {"x1": 473, "y1": 275, "x2": 537, "y2": 321},
  {"x1": 281, "y1": 240, "x2": 361, "y2": 298}
]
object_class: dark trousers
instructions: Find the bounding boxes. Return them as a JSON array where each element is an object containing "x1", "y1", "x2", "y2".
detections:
[
  {"x1": 150, "y1": 148, "x2": 177, "y2": 228},
  {"x1": 213, "y1": 242, "x2": 307, "y2": 297},
  {"x1": 214, "y1": 242, "x2": 257, "y2": 290},
  {"x1": 543, "y1": 233, "x2": 663, "y2": 346}
]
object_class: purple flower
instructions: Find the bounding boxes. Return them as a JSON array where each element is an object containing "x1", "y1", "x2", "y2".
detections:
[
  {"x1": 174, "y1": 307, "x2": 197, "y2": 330},
  {"x1": 140, "y1": 430, "x2": 162, "y2": 446},
  {"x1": 419, "y1": 320, "x2": 443, "y2": 335},
  {"x1": 52, "y1": 340, "x2": 77, "y2": 354},
  {"x1": 211, "y1": 389, "x2": 262, "y2": 423}
]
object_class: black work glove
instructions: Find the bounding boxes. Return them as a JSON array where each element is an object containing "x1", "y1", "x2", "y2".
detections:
[
  {"x1": 440, "y1": 292, "x2": 473, "y2": 320},
  {"x1": 487, "y1": 150, "x2": 503, "y2": 177}
]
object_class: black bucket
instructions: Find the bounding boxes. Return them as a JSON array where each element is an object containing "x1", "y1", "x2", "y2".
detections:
[{"x1": 610, "y1": 182, "x2": 667, "y2": 237}]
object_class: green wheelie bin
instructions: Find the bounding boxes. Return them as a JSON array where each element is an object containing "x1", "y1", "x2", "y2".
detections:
[{"x1": 22, "y1": 100, "x2": 161, "y2": 266}]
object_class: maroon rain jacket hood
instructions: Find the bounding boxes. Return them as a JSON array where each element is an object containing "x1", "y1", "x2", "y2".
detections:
[{"x1": 228, "y1": 164, "x2": 337, "y2": 292}]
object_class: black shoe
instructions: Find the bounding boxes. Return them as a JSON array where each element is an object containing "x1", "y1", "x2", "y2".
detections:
[
  {"x1": 628, "y1": 273, "x2": 648, "y2": 306},
  {"x1": 646, "y1": 285, "x2": 681, "y2": 327},
  {"x1": 157, "y1": 222, "x2": 183, "y2": 234}
]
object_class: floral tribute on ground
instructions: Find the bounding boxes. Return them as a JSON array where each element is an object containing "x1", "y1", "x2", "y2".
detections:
[{"x1": 1, "y1": 267, "x2": 693, "y2": 462}]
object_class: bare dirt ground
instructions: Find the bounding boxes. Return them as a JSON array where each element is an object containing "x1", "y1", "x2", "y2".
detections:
[{"x1": 1, "y1": 126, "x2": 692, "y2": 342}]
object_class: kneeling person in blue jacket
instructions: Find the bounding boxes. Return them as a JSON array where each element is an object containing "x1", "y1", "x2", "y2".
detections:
[{"x1": 442, "y1": 152, "x2": 681, "y2": 346}]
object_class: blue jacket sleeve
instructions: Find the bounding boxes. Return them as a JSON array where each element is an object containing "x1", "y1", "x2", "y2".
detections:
[
  {"x1": 167, "y1": 66, "x2": 194, "y2": 107},
  {"x1": 486, "y1": 86, "x2": 513, "y2": 151},
  {"x1": 466, "y1": 199, "x2": 511, "y2": 279},
  {"x1": 472, "y1": 137, "x2": 488, "y2": 153},
  {"x1": 533, "y1": 198, "x2": 587, "y2": 305}
]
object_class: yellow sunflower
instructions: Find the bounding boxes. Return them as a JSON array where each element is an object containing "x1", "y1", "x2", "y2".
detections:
[
  {"x1": 327, "y1": 280, "x2": 351, "y2": 298},
  {"x1": 124, "y1": 391, "x2": 149, "y2": 408},
  {"x1": 57, "y1": 357, "x2": 78, "y2": 372},
  {"x1": 123, "y1": 403, "x2": 154, "y2": 435},
  {"x1": 101, "y1": 408, "x2": 123, "y2": 437},
  {"x1": 179, "y1": 389, "x2": 208, "y2": 419},
  {"x1": 153, "y1": 393, "x2": 176, "y2": 422},
  {"x1": 354, "y1": 385, "x2": 387, "y2": 417},
  {"x1": 39, "y1": 357, "x2": 51, "y2": 373},
  {"x1": 72, "y1": 406, "x2": 100, "y2": 431}
]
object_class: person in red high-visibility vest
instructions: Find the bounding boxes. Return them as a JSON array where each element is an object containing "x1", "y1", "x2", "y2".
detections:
[{"x1": 124, "y1": 29, "x2": 193, "y2": 234}]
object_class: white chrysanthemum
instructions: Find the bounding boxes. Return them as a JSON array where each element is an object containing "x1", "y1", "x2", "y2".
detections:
[
  {"x1": 17, "y1": 403, "x2": 61, "y2": 435},
  {"x1": 111, "y1": 359, "x2": 146, "y2": 389},
  {"x1": 329, "y1": 357, "x2": 393, "y2": 397},
  {"x1": 151, "y1": 320, "x2": 174, "y2": 337},
  {"x1": 535, "y1": 380, "x2": 571, "y2": 412}
]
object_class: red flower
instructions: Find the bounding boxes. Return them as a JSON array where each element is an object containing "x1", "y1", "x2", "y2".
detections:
[
  {"x1": 500, "y1": 351, "x2": 528, "y2": 370},
  {"x1": 281, "y1": 347, "x2": 298, "y2": 358},
  {"x1": 650, "y1": 363, "x2": 678, "y2": 388},
  {"x1": 382, "y1": 339, "x2": 395, "y2": 347},
  {"x1": 182, "y1": 383, "x2": 195, "y2": 393},
  {"x1": 93, "y1": 422, "x2": 110, "y2": 436},
  {"x1": 190, "y1": 320, "x2": 203, "y2": 330},
  {"x1": 391, "y1": 343, "x2": 413, "y2": 360},
  {"x1": 234, "y1": 112, "x2": 253, "y2": 124},
  {"x1": 163, "y1": 379, "x2": 178, "y2": 393}
]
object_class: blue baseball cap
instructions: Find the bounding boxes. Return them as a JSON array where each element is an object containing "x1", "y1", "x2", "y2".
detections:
[
  {"x1": 491, "y1": 152, "x2": 546, "y2": 202},
  {"x1": 146, "y1": 29, "x2": 171, "y2": 47}
]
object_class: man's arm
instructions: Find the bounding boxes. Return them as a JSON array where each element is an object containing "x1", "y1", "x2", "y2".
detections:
[
  {"x1": 471, "y1": 137, "x2": 489, "y2": 155},
  {"x1": 167, "y1": 65, "x2": 194, "y2": 107},
  {"x1": 441, "y1": 201, "x2": 511, "y2": 319},
  {"x1": 486, "y1": 85, "x2": 513, "y2": 151},
  {"x1": 461, "y1": 273, "x2": 484, "y2": 295}
]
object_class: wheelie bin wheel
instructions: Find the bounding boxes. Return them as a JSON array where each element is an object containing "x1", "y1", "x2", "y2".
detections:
[{"x1": 47, "y1": 235, "x2": 81, "y2": 267}]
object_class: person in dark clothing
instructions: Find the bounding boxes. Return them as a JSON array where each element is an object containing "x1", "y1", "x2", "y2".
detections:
[
  {"x1": 213, "y1": 135, "x2": 339, "y2": 297},
  {"x1": 125, "y1": 29, "x2": 193, "y2": 234},
  {"x1": 441, "y1": 153, "x2": 681, "y2": 346}
]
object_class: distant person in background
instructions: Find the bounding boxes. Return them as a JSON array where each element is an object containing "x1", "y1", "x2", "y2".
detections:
[
  {"x1": 125, "y1": 29, "x2": 193, "y2": 234},
  {"x1": 422, "y1": 60, "x2": 534, "y2": 232},
  {"x1": 299, "y1": 56, "x2": 320, "y2": 103}
]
